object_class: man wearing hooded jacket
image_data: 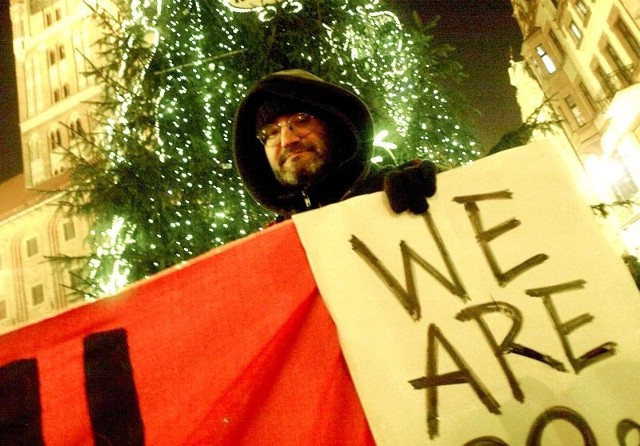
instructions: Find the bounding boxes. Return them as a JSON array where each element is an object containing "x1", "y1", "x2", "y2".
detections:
[{"x1": 232, "y1": 69, "x2": 437, "y2": 221}]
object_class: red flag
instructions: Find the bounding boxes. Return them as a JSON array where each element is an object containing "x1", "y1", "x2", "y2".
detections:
[{"x1": 0, "y1": 221, "x2": 374, "y2": 445}]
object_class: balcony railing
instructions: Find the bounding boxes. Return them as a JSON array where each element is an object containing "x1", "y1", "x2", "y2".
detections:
[{"x1": 594, "y1": 64, "x2": 636, "y2": 111}]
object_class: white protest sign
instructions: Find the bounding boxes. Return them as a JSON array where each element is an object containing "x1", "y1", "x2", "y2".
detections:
[{"x1": 292, "y1": 141, "x2": 640, "y2": 445}]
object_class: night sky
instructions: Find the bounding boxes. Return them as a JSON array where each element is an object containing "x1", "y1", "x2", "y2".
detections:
[
  {"x1": 0, "y1": 0, "x2": 522, "y2": 183},
  {"x1": 407, "y1": 0, "x2": 523, "y2": 148},
  {"x1": 1, "y1": 0, "x2": 21, "y2": 183}
]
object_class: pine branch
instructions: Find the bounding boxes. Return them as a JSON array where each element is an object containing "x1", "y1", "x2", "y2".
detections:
[
  {"x1": 58, "y1": 0, "x2": 482, "y2": 298},
  {"x1": 487, "y1": 96, "x2": 563, "y2": 155},
  {"x1": 591, "y1": 200, "x2": 640, "y2": 218}
]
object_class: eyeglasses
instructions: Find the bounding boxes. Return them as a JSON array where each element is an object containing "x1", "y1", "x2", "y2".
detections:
[{"x1": 257, "y1": 113, "x2": 316, "y2": 147}]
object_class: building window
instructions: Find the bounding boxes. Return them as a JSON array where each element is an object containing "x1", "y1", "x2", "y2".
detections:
[
  {"x1": 68, "y1": 117, "x2": 85, "y2": 140},
  {"x1": 565, "y1": 95, "x2": 586, "y2": 126},
  {"x1": 48, "y1": 49, "x2": 57, "y2": 66},
  {"x1": 57, "y1": 44, "x2": 66, "y2": 61},
  {"x1": 53, "y1": 88, "x2": 61, "y2": 103},
  {"x1": 0, "y1": 300, "x2": 6, "y2": 321},
  {"x1": 606, "y1": 44, "x2": 633, "y2": 86},
  {"x1": 26, "y1": 237, "x2": 39, "y2": 258},
  {"x1": 578, "y1": 81, "x2": 597, "y2": 112},
  {"x1": 44, "y1": 12, "x2": 52, "y2": 27},
  {"x1": 49, "y1": 128, "x2": 62, "y2": 150},
  {"x1": 569, "y1": 21, "x2": 583, "y2": 44},
  {"x1": 76, "y1": 118, "x2": 85, "y2": 137},
  {"x1": 536, "y1": 45, "x2": 557, "y2": 73},
  {"x1": 67, "y1": 268, "x2": 85, "y2": 300},
  {"x1": 575, "y1": 0, "x2": 590, "y2": 22},
  {"x1": 31, "y1": 284, "x2": 45, "y2": 306},
  {"x1": 49, "y1": 44, "x2": 67, "y2": 66},
  {"x1": 615, "y1": 18, "x2": 640, "y2": 60},
  {"x1": 548, "y1": 29, "x2": 565, "y2": 58},
  {"x1": 594, "y1": 64, "x2": 616, "y2": 98},
  {"x1": 55, "y1": 8, "x2": 62, "y2": 21},
  {"x1": 613, "y1": 17, "x2": 640, "y2": 62},
  {"x1": 62, "y1": 83, "x2": 70, "y2": 98},
  {"x1": 63, "y1": 220, "x2": 76, "y2": 241}
]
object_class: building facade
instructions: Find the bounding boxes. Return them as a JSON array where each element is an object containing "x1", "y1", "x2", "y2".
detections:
[
  {"x1": 0, "y1": 0, "x2": 107, "y2": 334},
  {"x1": 10, "y1": 0, "x2": 104, "y2": 187},
  {"x1": 509, "y1": 0, "x2": 640, "y2": 255},
  {"x1": 0, "y1": 175, "x2": 90, "y2": 334}
]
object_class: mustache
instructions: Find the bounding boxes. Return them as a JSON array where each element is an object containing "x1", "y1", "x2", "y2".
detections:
[{"x1": 277, "y1": 142, "x2": 319, "y2": 166}]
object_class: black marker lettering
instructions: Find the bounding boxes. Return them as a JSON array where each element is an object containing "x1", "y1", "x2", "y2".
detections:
[
  {"x1": 526, "y1": 406, "x2": 597, "y2": 446},
  {"x1": 350, "y1": 212, "x2": 468, "y2": 321},
  {"x1": 617, "y1": 419, "x2": 640, "y2": 445},
  {"x1": 457, "y1": 302, "x2": 567, "y2": 404},
  {"x1": 454, "y1": 190, "x2": 548, "y2": 287},
  {"x1": 526, "y1": 280, "x2": 616, "y2": 373},
  {"x1": 464, "y1": 436, "x2": 509, "y2": 446},
  {"x1": 409, "y1": 324, "x2": 500, "y2": 439}
]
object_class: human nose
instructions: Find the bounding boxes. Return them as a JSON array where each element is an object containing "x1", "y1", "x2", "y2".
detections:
[{"x1": 279, "y1": 124, "x2": 301, "y2": 147}]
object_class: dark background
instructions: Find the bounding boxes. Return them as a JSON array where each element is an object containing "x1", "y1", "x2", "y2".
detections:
[
  {"x1": 0, "y1": 0, "x2": 523, "y2": 183},
  {"x1": 1, "y1": 0, "x2": 21, "y2": 183},
  {"x1": 406, "y1": 0, "x2": 523, "y2": 148}
]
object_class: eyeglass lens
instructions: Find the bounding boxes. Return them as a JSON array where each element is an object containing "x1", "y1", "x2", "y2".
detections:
[{"x1": 258, "y1": 113, "x2": 314, "y2": 146}]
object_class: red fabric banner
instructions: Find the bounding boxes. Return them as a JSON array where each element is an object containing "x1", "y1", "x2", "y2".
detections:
[{"x1": 0, "y1": 221, "x2": 374, "y2": 445}]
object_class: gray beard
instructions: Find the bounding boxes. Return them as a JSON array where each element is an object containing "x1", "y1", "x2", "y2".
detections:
[{"x1": 275, "y1": 155, "x2": 327, "y2": 187}]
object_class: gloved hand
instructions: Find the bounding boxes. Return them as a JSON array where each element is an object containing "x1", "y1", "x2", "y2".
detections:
[{"x1": 383, "y1": 160, "x2": 437, "y2": 214}]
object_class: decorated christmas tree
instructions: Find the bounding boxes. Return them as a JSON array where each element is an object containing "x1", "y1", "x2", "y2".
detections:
[{"x1": 64, "y1": 0, "x2": 481, "y2": 297}]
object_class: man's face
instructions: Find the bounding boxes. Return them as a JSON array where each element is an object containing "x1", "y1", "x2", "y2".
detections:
[{"x1": 258, "y1": 112, "x2": 331, "y2": 187}]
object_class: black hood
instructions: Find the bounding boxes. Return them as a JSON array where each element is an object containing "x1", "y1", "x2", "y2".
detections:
[{"x1": 232, "y1": 69, "x2": 374, "y2": 216}]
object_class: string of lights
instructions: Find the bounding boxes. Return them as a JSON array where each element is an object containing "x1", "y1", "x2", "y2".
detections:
[{"x1": 67, "y1": 0, "x2": 480, "y2": 297}]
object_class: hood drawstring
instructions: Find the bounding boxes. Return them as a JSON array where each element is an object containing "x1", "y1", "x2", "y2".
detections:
[{"x1": 301, "y1": 190, "x2": 312, "y2": 209}]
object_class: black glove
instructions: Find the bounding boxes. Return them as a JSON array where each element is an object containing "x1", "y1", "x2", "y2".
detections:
[{"x1": 383, "y1": 160, "x2": 437, "y2": 214}]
